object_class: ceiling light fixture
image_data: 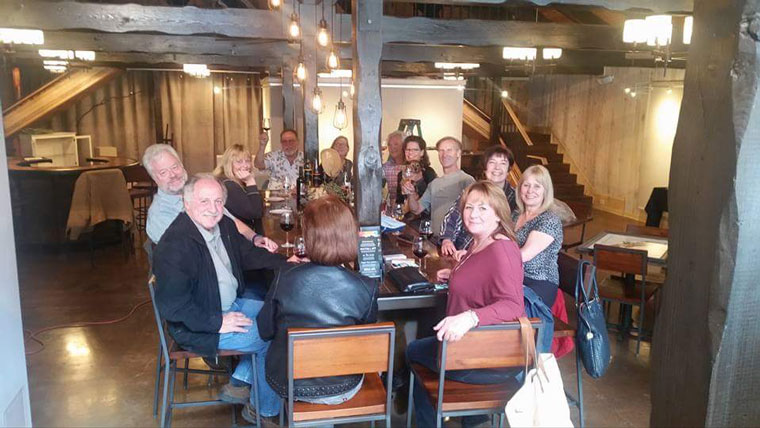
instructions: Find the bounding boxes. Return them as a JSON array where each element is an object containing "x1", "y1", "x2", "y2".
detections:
[
  {"x1": 502, "y1": 47, "x2": 537, "y2": 61},
  {"x1": 327, "y1": 50, "x2": 339, "y2": 69},
  {"x1": 183, "y1": 64, "x2": 210, "y2": 78},
  {"x1": 311, "y1": 87, "x2": 324, "y2": 113},
  {"x1": 646, "y1": 15, "x2": 673, "y2": 47},
  {"x1": 542, "y1": 48, "x2": 563, "y2": 60},
  {"x1": 434, "y1": 62, "x2": 480, "y2": 70},
  {"x1": 0, "y1": 28, "x2": 44, "y2": 45},
  {"x1": 269, "y1": 0, "x2": 281, "y2": 9},
  {"x1": 295, "y1": 57, "x2": 306, "y2": 81},
  {"x1": 288, "y1": 12, "x2": 301, "y2": 40},
  {"x1": 622, "y1": 19, "x2": 648, "y2": 44}
]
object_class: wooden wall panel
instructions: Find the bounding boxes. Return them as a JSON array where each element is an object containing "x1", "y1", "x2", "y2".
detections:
[{"x1": 514, "y1": 67, "x2": 685, "y2": 219}]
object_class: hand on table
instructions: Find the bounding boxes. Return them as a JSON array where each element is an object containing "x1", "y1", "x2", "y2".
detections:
[
  {"x1": 436, "y1": 268, "x2": 451, "y2": 283},
  {"x1": 219, "y1": 311, "x2": 252, "y2": 334},
  {"x1": 434, "y1": 311, "x2": 477, "y2": 342},
  {"x1": 253, "y1": 235, "x2": 279, "y2": 253},
  {"x1": 440, "y1": 239, "x2": 456, "y2": 257}
]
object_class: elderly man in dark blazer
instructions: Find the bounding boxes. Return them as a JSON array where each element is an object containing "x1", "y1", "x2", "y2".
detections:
[{"x1": 153, "y1": 173, "x2": 290, "y2": 423}]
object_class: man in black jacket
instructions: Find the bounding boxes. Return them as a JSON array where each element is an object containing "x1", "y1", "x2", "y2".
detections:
[{"x1": 153, "y1": 173, "x2": 291, "y2": 422}]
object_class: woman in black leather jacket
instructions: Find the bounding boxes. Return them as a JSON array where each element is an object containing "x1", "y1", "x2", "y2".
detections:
[{"x1": 256, "y1": 195, "x2": 378, "y2": 404}]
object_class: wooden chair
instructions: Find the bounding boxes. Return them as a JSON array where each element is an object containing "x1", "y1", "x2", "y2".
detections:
[
  {"x1": 594, "y1": 245, "x2": 660, "y2": 354},
  {"x1": 284, "y1": 322, "x2": 396, "y2": 427},
  {"x1": 148, "y1": 277, "x2": 259, "y2": 428},
  {"x1": 562, "y1": 201, "x2": 594, "y2": 250},
  {"x1": 122, "y1": 164, "x2": 156, "y2": 232},
  {"x1": 406, "y1": 320, "x2": 542, "y2": 428},
  {"x1": 625, "y1": 224, "x2": 669, "y2": 238}
]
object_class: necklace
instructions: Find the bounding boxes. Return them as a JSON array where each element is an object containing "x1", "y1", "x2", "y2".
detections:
[{"x1": 453, "y1": 236, "x2": 494, "y2": 273}]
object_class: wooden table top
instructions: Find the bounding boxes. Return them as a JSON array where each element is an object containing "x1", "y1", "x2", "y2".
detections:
[
  {"x1": 7, "y1": 156, "x2": 138, "y2": 174},
  {"x1": 578, "y1": 230, "x2": 668, "y2": 265},
  {"x1": 260, "y1": 195, "x2": 453, "y2": 310}
]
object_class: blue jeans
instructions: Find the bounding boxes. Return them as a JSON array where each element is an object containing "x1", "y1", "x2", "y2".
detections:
[
  {"x1": 217, "y1": 298, "x2": 280, "y2": 417},
  {"x1": 406, "y1": 336, "x2": 520, "y2": 427}
]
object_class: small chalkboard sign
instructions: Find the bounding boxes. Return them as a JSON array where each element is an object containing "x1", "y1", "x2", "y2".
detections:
[{"x1": 358, "y1": 226, "x2": 382, "y2": 279}]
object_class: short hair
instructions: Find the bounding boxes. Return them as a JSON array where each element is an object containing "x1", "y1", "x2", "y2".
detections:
[
  {"x1": 301, "y1": 195, "x2": 358, "y2": 265},
  {"x1": 435, "y1": 136, "x2": 463, "y2": 151},
  {"x1": 387, "y1": 130, "x2": 405, "y2": 143},
  {"x1": 402, "y1": 135, "x2": 431, "y2": 169},
  {"x1": 214, "y1": 144, "x2": 251, "y2": 186},
  {"x1": 142, "y1": 144, "x2": 181, "y2": 179},
  {"x1": 183, "y1": 173, "x2": 227, "y2": 204},
  {"x1": 459, "y1": 181, "x2": 517, "y2": 242},
  {"x1": 515, "y1": 165, "x2": 555, "y2": 214},
  {"x1": 280, "y1": 128, "x2": 299, "y2": 140},
  {"x1": 483, "y1": 145, "x2": 514, "y2": 169}
]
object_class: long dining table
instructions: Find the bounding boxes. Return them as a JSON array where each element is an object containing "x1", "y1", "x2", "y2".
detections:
[{"x1": 260, "y1": 196, "x2": 452, "y2": 312}]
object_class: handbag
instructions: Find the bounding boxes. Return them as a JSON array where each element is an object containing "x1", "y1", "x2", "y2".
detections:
[
  {"x1": 386, "y1": 266, "x2": 433, "y2": 293},
  {"x1": 575, "y1": 260, "x2": 611, "y2": 378},
  {"x1": 505, "y1": 318, "x2": 573, "y2": 427}
]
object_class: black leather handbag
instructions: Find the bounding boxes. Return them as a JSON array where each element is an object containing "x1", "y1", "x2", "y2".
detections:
[
  {"x1": 387, "y1": 266, "x2": 434, "y2": 293},
  {"x1": 575, "y1": 259, "x2": 611, "y2": 378}
]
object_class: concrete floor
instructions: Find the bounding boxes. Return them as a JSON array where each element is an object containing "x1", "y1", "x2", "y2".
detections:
[{"x1": 18, "y1": 210, "x2": 653, "y2": 427}]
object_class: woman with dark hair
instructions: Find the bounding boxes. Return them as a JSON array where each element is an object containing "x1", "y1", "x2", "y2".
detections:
[
  {"x1": 406, "y1": 181, "x2": 525, "y2": 427},
  {"x1": 331, "y1": 135, "x2": 353, "y2": 184},
  {"x1": 257, "y1": 195, "x2": 378, "y2": 404},
  {"x1": 395, "y1": 135, "x2": 437, "y2": 204}
]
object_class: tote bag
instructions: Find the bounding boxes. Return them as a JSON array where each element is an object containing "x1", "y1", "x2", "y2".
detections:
[{"x1": 575, "y1": 260, "x2": 611, "y2": 378}]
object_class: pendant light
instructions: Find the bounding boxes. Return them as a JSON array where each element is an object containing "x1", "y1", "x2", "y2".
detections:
[{"x1": 311, "y1": 87, "x2": 324, "y2": 114}]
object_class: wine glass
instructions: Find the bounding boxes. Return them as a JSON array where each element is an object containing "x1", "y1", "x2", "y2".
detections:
[
  {"x1": 419, "y1": 219, "x2": 432, "y2": 240},
  {"x1": 294, "y1": 236, "x2": 307, "y2": 258},
  {"x1": 282, "y1": 175, "x2": 293, "y2": 201},
  {"x1": 262, "y1": 117, "x2": 271, "y2": 132},
  {"x1": 394, "y1": 203, "x2": 404, "y2": 221},
  {"x1": 280, "y1": 211, "x2": 294, "y2": 248},
  {"x1": 413, "y1": 236, "x2": 428, "y2": 274}
]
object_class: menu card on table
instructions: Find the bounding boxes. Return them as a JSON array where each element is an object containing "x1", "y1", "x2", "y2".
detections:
[{"x1": 358, "y1": 226, "x2": 382, "y2": 279}]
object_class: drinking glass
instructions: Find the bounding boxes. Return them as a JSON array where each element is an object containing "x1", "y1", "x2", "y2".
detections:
[
  {"x1": 294, "y1": 236, "x2": 307, "y2": 258},
  {"x1": 413, "y1": 236, "x2": 428, "y2": 274},
  {"x1": 282, "y1": 176, "x2": 293, "y2": 201},
  {"x1": 419, "y1": 219, "x2": 432, "y2": 240},
  {"x1": 280, "y1": 211, "x2": 294, "y2": 248},
  {"x1": 394, "y1": 203, "x2": 404, "y2": 221}
]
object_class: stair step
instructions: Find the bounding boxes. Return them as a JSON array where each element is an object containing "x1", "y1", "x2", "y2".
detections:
[
  {"x1": 551, "y1": 172, "x2": 578, "y2": 184},
  {"x1": 527, "y1": 131, "x2": 552, "y2": 144},
  {"x1": 555, "y1": 184, "x2": 585, "y2": 199},
  {"x1": 545, "y1": 163, "x2": 570, "y2": 174},
  {"x1": 525, "y1": 145, "x2": 559, "y2": 156}
]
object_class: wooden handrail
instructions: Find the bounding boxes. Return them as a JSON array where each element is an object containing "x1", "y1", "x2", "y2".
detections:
[{"x1": 501, "y1": 98, "x2": 533, "y2": 147}]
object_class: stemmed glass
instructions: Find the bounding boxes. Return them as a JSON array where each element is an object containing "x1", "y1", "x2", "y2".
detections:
[
  {"x1": 294, "y1": 236, "x2": 307, "y2": 258},
  {"x1": 413, "y1": 236, "x2": 428, "y2": 274},
  {"x1": 419, "y1": 219, "x2": 432, "y2": 240},
  {"x1": 282, "y1": 175, "x2": 293, "y2": 203},
  {"x1": 280, "y1": 211, "x2": 294, "y2": 248}
]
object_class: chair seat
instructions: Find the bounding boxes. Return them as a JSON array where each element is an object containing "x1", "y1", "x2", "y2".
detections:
[
  {"x1": 412, "y1": 363, "x2": 520, "y2": 412},
  {"x1": 167, "y1": 339, "x2": 243, "y2": 361},
  {"x1": 292, "y1": 372, "x2": 386, "y2": 422},
  {"x1": 553, "y1": 316, "x2": 576, "y2": 338},
  {"x1": 598, "y1": 276, "x2": 659, "y2": 305}
]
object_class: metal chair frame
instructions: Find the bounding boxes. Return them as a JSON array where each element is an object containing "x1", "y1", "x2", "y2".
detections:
[
  {"x1": 285, "y1": 324, "x2": 396, "y2": 427},
  {"x1": 406, "y1": 321, "x2": 543, "y2": 428},
  {"x1": 148, "y1": 277, "x2": 260, "y2": 428}
]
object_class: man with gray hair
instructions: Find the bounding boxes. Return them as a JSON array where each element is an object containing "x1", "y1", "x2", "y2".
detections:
[
  {"x1": 382, "y1": 130, "x2": 406, "y2": 203},
  {"x1": 153, "y1": 173, "x2": 290, "y2": 423},
  {"x1": 142, "y1": 144, "x2": 276, "y2": 251}
]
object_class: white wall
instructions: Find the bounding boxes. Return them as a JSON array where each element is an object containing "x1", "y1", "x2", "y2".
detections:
[
  {"x1": 265, "y1": 77, "x2": 465, "y2": 175},
  {"x1": 0, "y1": 104, "x2": 32, "y2": 426}
]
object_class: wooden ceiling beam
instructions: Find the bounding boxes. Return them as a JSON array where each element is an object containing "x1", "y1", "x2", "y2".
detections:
[{"x1": 386, "y1": 0, "x2": 692, "y2": 13}]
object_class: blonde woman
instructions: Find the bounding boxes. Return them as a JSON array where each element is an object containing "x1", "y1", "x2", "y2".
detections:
[
  {"x1": 512, "y1": 165, "x2": 563, "y2": 307},
  {"x1": 214, "y1": 144, "x2": 265, "y2": 235}
]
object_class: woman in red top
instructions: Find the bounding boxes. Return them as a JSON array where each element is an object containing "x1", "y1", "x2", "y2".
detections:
[{"x1": 406, "y1": 181, "x2": 525, "y2": 427}]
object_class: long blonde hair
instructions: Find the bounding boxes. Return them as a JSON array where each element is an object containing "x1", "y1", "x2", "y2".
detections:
[
  {"x1": 214, "y1": 144, "x2": 252, "y2": 187},
  {"x1": 459, "y1": 181, "x2": 517, "y2": 242},
  {"x1": 515, "y1": 165, "x2": 555, "y2": 214}
]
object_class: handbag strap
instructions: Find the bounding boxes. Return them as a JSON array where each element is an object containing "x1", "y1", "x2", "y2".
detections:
[{"x1": 574, "y1": 260, "x2": 598, "y2": 304}]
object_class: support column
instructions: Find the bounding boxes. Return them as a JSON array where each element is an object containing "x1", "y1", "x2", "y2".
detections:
[
  {"x1": 281, "y1": 63, "x2": 295, "y2": 130},
  {"x1": 351, "y1": 0, "x2": 383, "y2": 226},
  {"x1": 300, "y1": 1, "x2": 319, "y2": 164},
  {"x1": 651, "y1": 1, "x2": 760, "y2": 425}
]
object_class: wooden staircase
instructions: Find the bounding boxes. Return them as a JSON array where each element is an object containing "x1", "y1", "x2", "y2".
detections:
[
  {"x1": 2, "y1": 67, "x2": 122, "y2": 137},
  {"x1": 462, "y1": 79, "x2": 593, "y2": 214}
]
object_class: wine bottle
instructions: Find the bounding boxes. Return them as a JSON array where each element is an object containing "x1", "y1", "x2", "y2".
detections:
[{"x1": 296, "y1": 166, "x2": 304, "y2": 211}]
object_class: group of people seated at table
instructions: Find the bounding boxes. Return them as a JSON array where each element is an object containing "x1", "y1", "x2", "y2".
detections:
[{"x1": 141, "y1": 126, "x2": 564, "y2": 425}]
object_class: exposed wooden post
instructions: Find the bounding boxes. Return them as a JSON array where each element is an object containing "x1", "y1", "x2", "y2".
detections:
[
  {"x1": 352, "y1": 0, "x2": 383, "y2": 226},
  {"x1": 651, "y1": 1, "x2": 760, "y2": 425},
  {"x1": 281, "y1": 64, "x2": 295, "y2": 130},
  {"x1": 300, "y1": 1, "x2": 319, "y2": 164}
]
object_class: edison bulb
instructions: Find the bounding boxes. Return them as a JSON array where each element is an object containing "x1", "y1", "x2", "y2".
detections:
[
  {"x1": 269, "y1": 0, "x2": 281, "y2": 8},
  {"x1": 288, "y1": 14, "x2": 300, "y2": 39},
  {"x1": 317, "y1": 20, "x2": 330, "y2": 47},
  {"x1": 327, "y1": 51, "x2": 339, "y2": 69},
  {"x1": 295, "y1": 62, "x2": 306, "y2": 81}
]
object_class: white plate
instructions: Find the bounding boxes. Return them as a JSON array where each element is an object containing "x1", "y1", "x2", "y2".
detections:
[
  {"x1": 267, "y1": 196, "x2": 285, "y2": 202},
  {"x1": 269, "y1": 208, "x2": 292, "y2": 215}
]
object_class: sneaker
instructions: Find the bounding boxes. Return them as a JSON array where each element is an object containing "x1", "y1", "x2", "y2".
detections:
[
  {"x1": 241, "y1": 403, "x2": 262, "y2": 425},
  {"x1": 218, "y1": 383, "x2": 250, "y2": 404}
]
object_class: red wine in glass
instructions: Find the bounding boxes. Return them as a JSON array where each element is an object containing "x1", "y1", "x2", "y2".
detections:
[
  {"x1": 413, "y1": 236, "x2": 428, "y2": 274},
  {"x1": 412, "y1": 248, "x2": 428, "y2": 259},
  {"x1": 280, "y1": 223, "x2": 294, "y2": 232},
  {"x1": 280, "y1": 211, "x2": 294, "y2": 248}
]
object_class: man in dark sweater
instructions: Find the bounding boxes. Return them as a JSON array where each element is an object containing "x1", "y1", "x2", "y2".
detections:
[{"x1": 153, "y1": 173, "x2": 292, "y2": 422}]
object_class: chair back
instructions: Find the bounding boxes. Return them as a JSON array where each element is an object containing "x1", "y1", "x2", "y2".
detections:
[
  {"x1": 148, "y1": 276, "x2": 171, "y2": 362},
  {"x1": 625, "y1": 224, "x2": 669, "y2": 238},
  {"x1": 593, "y1": 244, "x2": 648, "y2": 277},
  {"x1": 286, "y1": 322, "x2": 395, "y2": 426},
  {"x1": 442, "y1": 319, "x2": 542, "y2": 371},
  {"x1": 558, "y1": 251, "x2": 580, "y2": 296}
]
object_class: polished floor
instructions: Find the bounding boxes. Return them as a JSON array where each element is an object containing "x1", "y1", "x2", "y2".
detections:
[{"x1": 18, "y1": 209, "x2": 653, "y2": 427}]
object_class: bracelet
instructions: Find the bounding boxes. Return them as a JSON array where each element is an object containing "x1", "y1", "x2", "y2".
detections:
[{"x1": 467, "y1": 310, "x2": 479, "y2": 328}]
